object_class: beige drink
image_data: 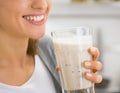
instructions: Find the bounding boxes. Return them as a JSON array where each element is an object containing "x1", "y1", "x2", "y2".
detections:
[{"x1": 53, "y1": 36, "x2": 93, "y2": 91}]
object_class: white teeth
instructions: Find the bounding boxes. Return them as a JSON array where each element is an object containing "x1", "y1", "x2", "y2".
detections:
[
  {"x1": 34, "y1": 16, "x2": 37, "y2": 21},
  {"x1": 30, "y1": 16, "x2": 34, "y2": 20},
  {"x1": 26, "y1": 16, "x2": 30, "y2": 20},
  {"x1": 24, "y1": 15, "x2": 44, "y2": 22}
]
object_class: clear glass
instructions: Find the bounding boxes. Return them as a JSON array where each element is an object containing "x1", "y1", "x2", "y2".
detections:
[{"x1": 51, "y1": 26, "x2": 94, "y2": 93}]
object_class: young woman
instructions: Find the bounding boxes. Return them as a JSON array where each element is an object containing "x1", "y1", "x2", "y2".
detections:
[{"x1": 0, "y1": 0, "x2": 102, "y2": 93}]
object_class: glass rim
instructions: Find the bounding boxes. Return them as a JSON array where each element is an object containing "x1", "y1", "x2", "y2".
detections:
[
  {"x1": 50, "y1": 26, "x2": 92, "y2": 33},
  {"x1": 51, "y1": 26, "x2": 93, "y2": 36}
]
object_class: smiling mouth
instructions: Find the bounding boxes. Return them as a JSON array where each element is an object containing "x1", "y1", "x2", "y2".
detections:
[{"x1": 22, "y1": 14, "x2": 45, "y2": 25}]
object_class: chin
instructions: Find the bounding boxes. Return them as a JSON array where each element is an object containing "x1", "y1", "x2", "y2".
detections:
[
  {"x1": 29, "y1": 31, "x2": 45, "y2": 40},
  {"x1": 24, "y1": 23, "x2": 46, "y2": 40}
]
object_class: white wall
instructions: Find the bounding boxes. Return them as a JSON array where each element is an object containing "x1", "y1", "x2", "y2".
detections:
[{"x1": 53, "y1": 0, "x2": 70, "y2": 3}]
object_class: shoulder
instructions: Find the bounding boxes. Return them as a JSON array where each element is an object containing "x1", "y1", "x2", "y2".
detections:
[
  {"x1": 38, "y1": 35, "x2": 53, "y2": 48},
  {"x1": 37, "y1": 35, "x2": 54, "y2": 53}
]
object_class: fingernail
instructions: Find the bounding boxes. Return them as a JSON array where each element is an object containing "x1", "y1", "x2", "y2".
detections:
[
  {"x1": 85, "y1": 62, "x2": 91, "y2": 67},
  {"x1": 97, "y1": 75, "x2": 103, "y2": 83},
  {"x1": 86, "y1": 73, "x2": 92, "y2": 77},
  {"x1": 91, "y1": 47, "x2": 96, "y2": 52}
]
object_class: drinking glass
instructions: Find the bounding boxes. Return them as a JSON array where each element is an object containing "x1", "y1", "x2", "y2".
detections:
[{"x1": 51, "y1": 26, "x2": 94, "y2": 93}]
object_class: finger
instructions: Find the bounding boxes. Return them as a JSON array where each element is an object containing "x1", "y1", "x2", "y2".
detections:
[
  {"x1": 84, "y1": 72, "x2": 103, "y2": 83},
  {"x1": 83, "y1": 61, "x2": 102, "y2": 71},
  {"x1": 55, "y1": 66, "x2": 60, "y2": 72},
  {"x1": 88, "y1": 47, "x2": 100, "y2": 61}
]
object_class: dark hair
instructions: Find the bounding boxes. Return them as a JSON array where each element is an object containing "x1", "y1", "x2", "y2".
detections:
[{"x1": 27, "y1": 39, "x2": 39, "y2": 56}]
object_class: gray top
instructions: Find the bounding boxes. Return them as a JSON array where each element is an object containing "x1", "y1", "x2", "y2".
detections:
[{"x1": 38, "y1": 35, "x2": 62, "y2": 93}]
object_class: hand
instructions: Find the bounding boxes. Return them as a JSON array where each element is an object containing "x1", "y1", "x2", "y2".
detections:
[
  {"x1": 55, "y1": 47, "x2": 103, "y2": 83},
  {"x1": 83, "y1": 47, "x2": 102, "y2": 83}
]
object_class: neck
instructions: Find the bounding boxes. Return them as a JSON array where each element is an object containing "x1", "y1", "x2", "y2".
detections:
[{"x1": 0, "y1": 31, "x2": 30, "y2": 67}]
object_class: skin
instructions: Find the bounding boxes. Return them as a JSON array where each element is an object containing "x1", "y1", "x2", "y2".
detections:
[
  {"x1": 0, "y1": 0, "x2": 52, "y2": 86},
  {"x1": 0, "y1": 0, "x2": 52, "y2": 39},
  {"x1": 84, "y1": 47, "x2": 102, "y2": 83},
  {"x1": 0, "y1": 0, "x2": 102, "y2": 89}
]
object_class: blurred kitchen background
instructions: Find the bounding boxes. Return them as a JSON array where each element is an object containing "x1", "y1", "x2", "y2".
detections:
[{"x1": 46, "y1": 0, "x2": 120, "y2": 92}]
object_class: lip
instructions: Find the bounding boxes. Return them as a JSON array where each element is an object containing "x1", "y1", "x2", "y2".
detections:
[{"x1": 22, "y1": 13, "x2": 45, "y2": 26}]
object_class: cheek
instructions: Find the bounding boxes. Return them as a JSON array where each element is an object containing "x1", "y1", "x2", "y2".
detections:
[
  {"x1": 48, "y1": 0, "x2": 52, "y2": 12},
  {"x1": 48, "y1": 0, "x2": 53, "y2": 6}
]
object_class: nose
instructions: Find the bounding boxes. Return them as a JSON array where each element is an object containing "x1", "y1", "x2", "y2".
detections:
[{"x1": 31, "y1": 0, "x2": 47, "y2": 10}]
